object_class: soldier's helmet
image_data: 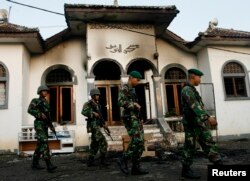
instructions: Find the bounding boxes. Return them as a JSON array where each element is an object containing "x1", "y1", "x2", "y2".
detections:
[
  {"x1": 37, "y1": 85, "x2": 49, "y2": 94},
  {"x1": 90, "y1": 88, "x2": 101, "y2": 96}
]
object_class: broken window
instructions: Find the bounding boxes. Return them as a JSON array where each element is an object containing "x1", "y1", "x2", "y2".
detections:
[{"x1": 223, "y1": 62, "x2": 247, "y2": 97}]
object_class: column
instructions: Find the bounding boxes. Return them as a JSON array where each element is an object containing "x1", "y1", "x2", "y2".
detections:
[
  {"x1": 152, "y1": 75, "x2": 164, "y2": 118},
  {"x1": 86, "y1": 77, "x2": 95, "y2": 98}
]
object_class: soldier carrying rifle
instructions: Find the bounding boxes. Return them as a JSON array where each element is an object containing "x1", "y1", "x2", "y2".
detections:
[
  {"x1": 117, "y1": 71, "x2": 148, "y2": 175},
  {"x1": 81, "y1": 88, "x2": 111, "y2": 167},
  {"x1": 27, "y1": 85, "x2": 57, "y2": 172}
]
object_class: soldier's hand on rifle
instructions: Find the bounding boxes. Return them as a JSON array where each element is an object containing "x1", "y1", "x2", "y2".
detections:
[
  {"x1": 41, "y1": 113, "x2": 47, "y2": 120},
  {"x1": 134, "y1": 102, "x2": 141, "y2": 110},
  {"x1": 93, "y1": 112, "x2": 100, "y2": 118},
  {"x1": 50, "y1": 126, "x2": 55, "y2": 132},
  {"x1": 208, "y1": 116, "x2": 217, "y2": 126},
  {"x1": 103, "y1": 124, "x2": 111, "y2": 135},
  {"x1": 103, "y1": 124, "x2": 108, "y2": 130}
]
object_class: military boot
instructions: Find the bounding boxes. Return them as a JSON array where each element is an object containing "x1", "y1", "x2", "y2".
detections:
[
  {"x1": 209, "y1": 154, "x2": 223, "y2": 165},
  {"x1": 131, "y1": 161, "x2": 149, "y2": 175},
  {"x1": 31, "y1": 154, "x2": 45, "y2": 170},
  {"x1": 45, "y1": 160, "x2": 57, "y2": 172},
  {"x1": 100, "y1": 155, "x2": 111, "y2": 166},
  {"x1": 181, "y1": 165, "x2": 201, "y2": 179},
  {"x1": 117, "y1": 155, "x2": 129, "y2": 175},
  {"x1": 87, "y1": 156, "x2": 98, "y2": 167}
]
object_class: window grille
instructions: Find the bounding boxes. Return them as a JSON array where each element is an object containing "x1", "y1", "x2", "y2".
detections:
[
  {"x1": 165, "y1": 67, "x2": 186, "y2": 80},
  {"x1": 46, "y1": 69, "x2": 72, "y2": 83},
  {"x1": 223, "y1": 62, "x2": 244, "y2": 74},
  {"x1": 0, "y1": 64, "x2": 6, "y2": 77}
]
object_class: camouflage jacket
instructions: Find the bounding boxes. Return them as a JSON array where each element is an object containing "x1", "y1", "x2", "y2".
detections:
[
  {"x1": 181, "y1": 83, "x2": 209, "y2": 125},
  {"x1": 27, "y1": 97, "x2": 51, "y2": 124},
  {"x1": 118, "y1": 84, "x2": 139, "y2": 118},
  {"x1": 81, "y1": 99, "x2": 104, "y2": 127}
]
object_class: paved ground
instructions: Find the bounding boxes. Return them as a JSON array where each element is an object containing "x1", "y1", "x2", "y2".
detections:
[{"x1": 0, "y1": 138, "x2": 250, "y2": 181}]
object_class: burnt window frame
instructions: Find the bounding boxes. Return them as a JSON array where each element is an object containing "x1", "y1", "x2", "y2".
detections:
[
  {"x1": 222, "y1": 61, "x2": 250, "y2": 100},
  {"x1": 0, "y1": 61, "x2": 9, "y2": 109},
  {"x1": 41, "y1": 64, "x2": 76, "y2": 125},
  {"x1": 163, "y1": 65, "x2": 187, "y2": 116}
]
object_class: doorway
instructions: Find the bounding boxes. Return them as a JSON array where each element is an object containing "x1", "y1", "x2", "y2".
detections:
[
  {"x1": 134, "y1": 84, "x2": 147, "y2": 122},
  {"x1": 45, "y1": 67, "x2": 74, "y2": 124},
  {"x1": 48, "y1": 86, "x2": 74, "y2": 124},
  {"x1": 92, "y1": 59, "x2": 123, "y2": 126},
  {"x1": 164, "y1": 67, "x2": 187, "y2": 116},
  {"x1": 96, "y1": 81, "x2": 121, "y2": 126}
]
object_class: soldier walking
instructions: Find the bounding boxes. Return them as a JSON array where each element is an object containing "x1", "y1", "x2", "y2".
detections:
[
  {"x1": 117, "y1": 71, "x2": 149, "y2": 175},
  {"x1": 81, "y1": 88, "x2": 110, "y2": 167},
  {"x1": 27, "y1": 85, "x2": 57, "y2": 172},
  {"x1": 181, "y1": 69, "x2": 222, "y2": 179}
]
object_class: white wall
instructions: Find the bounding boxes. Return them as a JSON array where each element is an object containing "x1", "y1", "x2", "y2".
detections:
[
  {"x1": 0, "y1": 44, "x2": 23, "y2": 151},
  {"x1": 208, "y1": 46, "x2": 250, "y2": 136},
  {"x1": 22, "y1": 46, "x2": 30, "y2": 127},
  {"x1": 197, "y1": 48, "x2": 212, "y2": 83},
  {"x1": 157, "y1": 39, "x2": 197, "y2": 73},
  {"x1": 28, "y1": 38, "x2": 89, "y2": 147},
  {"x1": 87, "y1": 23, "x2": 157, "y2": 73}
]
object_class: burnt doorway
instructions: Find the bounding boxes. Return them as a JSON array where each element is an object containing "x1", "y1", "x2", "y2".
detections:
[
  {"x1": 134, "y1": 84, "x2": 147, "y2": 122},
  {"x1": 96, "y1": 84, "x2": 121, "y2": 126},
  {"x1": 45, "y1": 68, "x2": 74, "y2": 124},
  {"x1": 127, "y1": 59, "x2": 156, "y2": 123},
  {"x1": 93, "y1": 60, "x2": 122, "y2": 126},
  {"x1": 165, "y1": 67, "x2": 187, "y2": 116}
]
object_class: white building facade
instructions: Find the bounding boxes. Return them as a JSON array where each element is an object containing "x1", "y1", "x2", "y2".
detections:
[{"x1": 1, "y1": 4, "x2": 250, "y2": 152}]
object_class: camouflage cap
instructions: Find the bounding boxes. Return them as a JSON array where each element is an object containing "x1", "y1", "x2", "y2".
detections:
[
  {"x1": 188, "y1": 69, "x2": 204, "y2": 76},
  {"x1": 129, "y1": 71, "x2": 142, "y2": 79}
]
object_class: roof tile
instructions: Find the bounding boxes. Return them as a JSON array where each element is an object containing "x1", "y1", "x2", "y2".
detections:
[
  {"x1": 0, "y1": 22, "x2": 38, "y2": 33},
  {"x1": 200, "y1": 27, "x2": 250, "y2": 39}
]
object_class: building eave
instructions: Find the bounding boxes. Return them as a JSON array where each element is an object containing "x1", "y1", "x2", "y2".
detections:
[
  {"x1": 0, "y1": 32, "x2": 44, "y2": 53},
  {"x1": 64, "y1": 4, "x2": 179, "y2": 36}
]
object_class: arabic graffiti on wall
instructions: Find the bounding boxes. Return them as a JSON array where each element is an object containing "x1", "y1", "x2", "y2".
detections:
[{"x1": 105, "y1": 44, "x2": 140, "y2": 54}]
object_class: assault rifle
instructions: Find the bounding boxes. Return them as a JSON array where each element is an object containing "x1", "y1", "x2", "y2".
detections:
[
  {"x1": 37, "y1": 101, "x2": 58, "y2": 140},
  {"x1": 96, "y1": 103, "x2": 114, "y2": 141}
]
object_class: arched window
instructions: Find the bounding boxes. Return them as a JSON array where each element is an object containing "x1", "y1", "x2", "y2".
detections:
[
  {"x1": 46, "y1": 68, "x2": 72, "y2": 84},
  {"x1": 223, "y1": 62, "x2": 247, "y2": 97},
  {"x1": 0, "y1": 62, "x2": 9, "y2": 109},
  {"x1": 45, "y1": 67, "x2": 74, "y2": 124},
  {"x1": 165, "y1": 67, "x2": 187, "y2": 82},
  {"x1": 165, "y1": 67, "x2": 187, "y2": 116}
]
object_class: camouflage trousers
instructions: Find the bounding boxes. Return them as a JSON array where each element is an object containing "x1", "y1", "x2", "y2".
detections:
[
  {"x1": 89, "y1": 126, "x2": 108, "y2": 157},
  {"x1": 181, "y1": 123, "x2": 220, "y2": 166},
  {"x1": 124, "y1": 116, "x2": 144, "y2": 164},
  {"x1": 33, "y1": 120, "x2": 51, "y2": 160}
]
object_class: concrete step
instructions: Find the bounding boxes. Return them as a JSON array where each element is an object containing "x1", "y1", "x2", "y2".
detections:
[{"x1": 102, "y1": 124, "x2": 164, "y2": 151}]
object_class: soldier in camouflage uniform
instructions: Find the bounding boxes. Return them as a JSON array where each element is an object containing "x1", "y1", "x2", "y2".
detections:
[
  {"x1": 181, "y1": 69, "x2": 222, "y2": 179},
  {"x1": 117, "y1": 71, "x2": 148, "y2": 175},
  {"x1": 27, "y1": 85, "x2": 57, "y2": 172},
  {"x1": 81, "y1": 88, "x2": 110, "y2": 167}
]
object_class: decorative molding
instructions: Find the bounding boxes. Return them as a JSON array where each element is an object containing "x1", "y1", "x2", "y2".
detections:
[
  {"x1": 89, "y1": 23, "x2": 153, "y2": 30},
  {"x1": 106, "y1": 44, "x2": 139, "y2": 54}
]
